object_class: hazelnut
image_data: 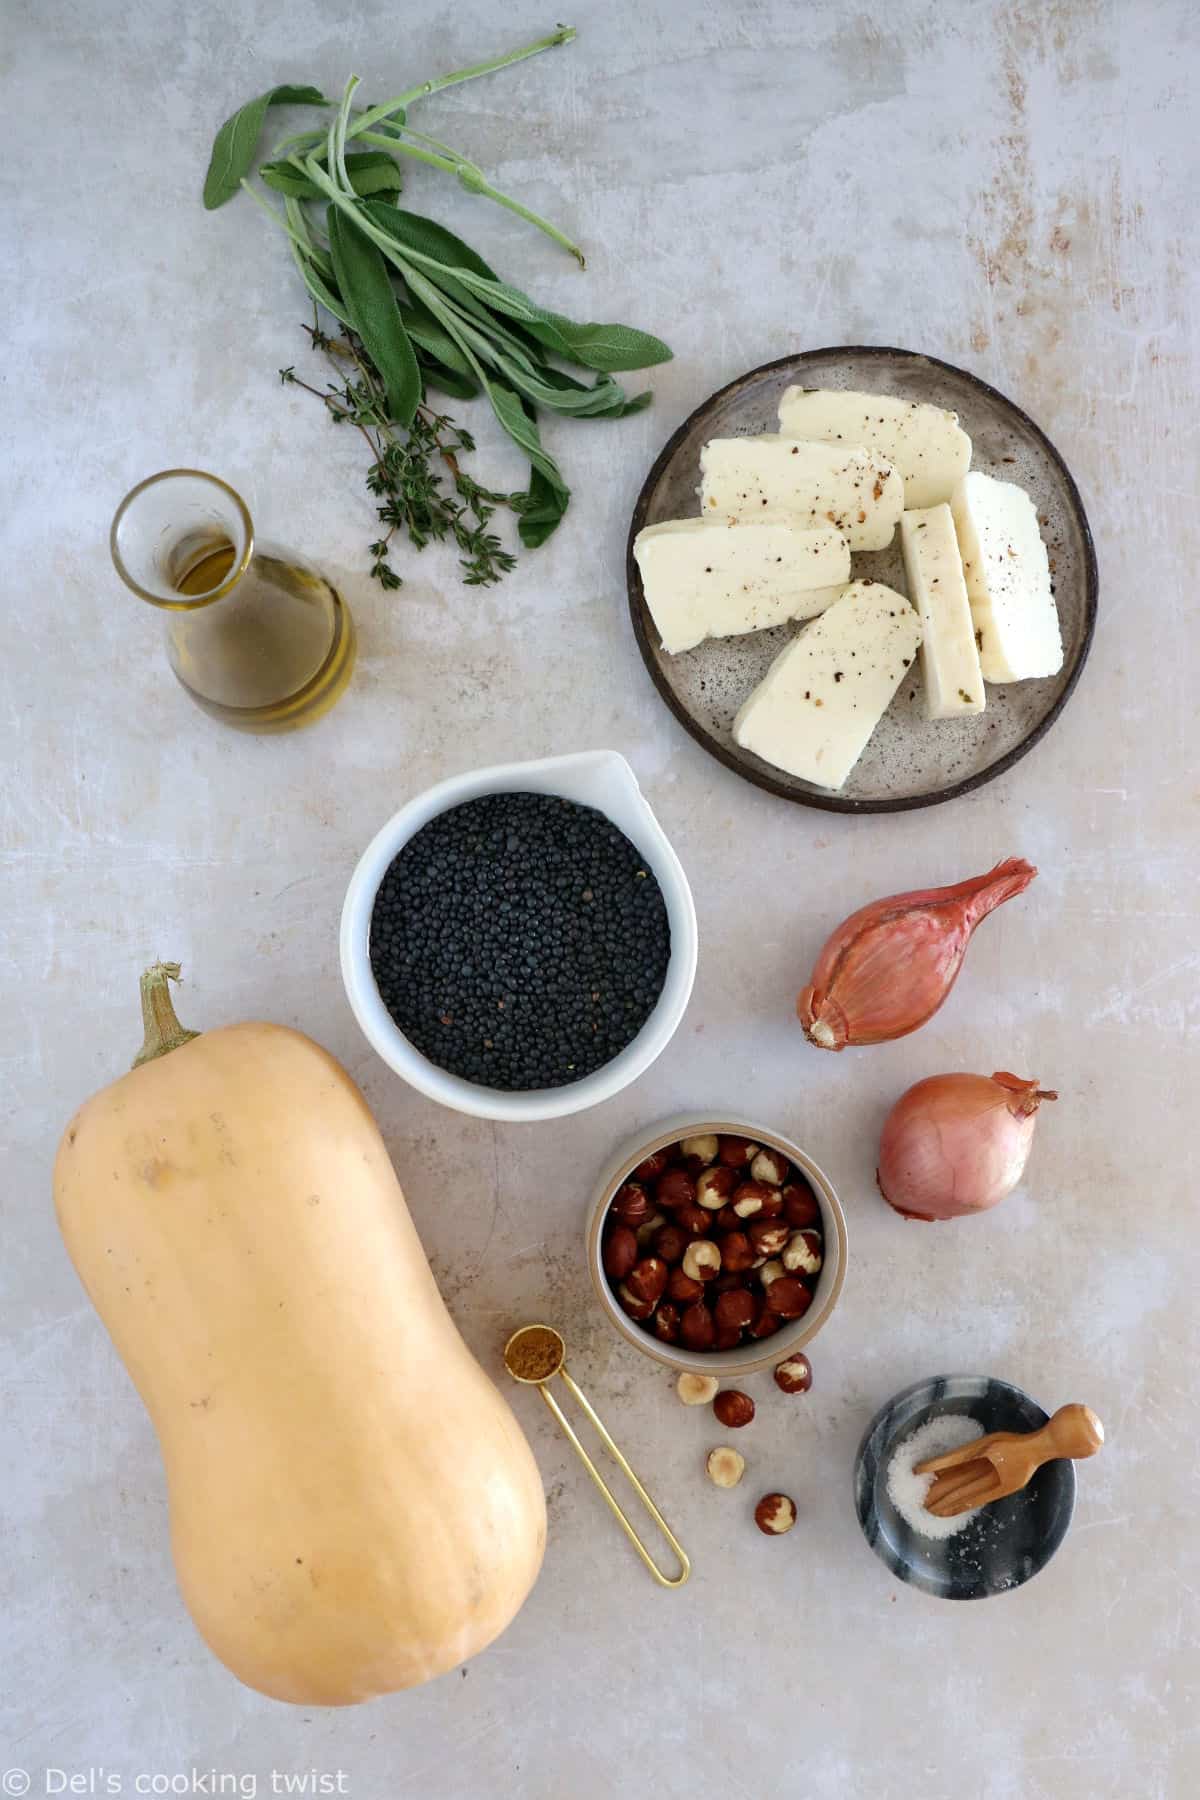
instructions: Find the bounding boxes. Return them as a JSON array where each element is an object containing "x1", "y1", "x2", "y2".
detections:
[
  {"x1": 675, "y1": 1203, "x2": 714, "y2": 1236},
  {"x1": 705, "y1": 1446, "x2": 746, "y2": 1488},
  {"x1": 676, "y1": 1372, "x2": 719, "y2": 1405},
  {"x1": 624, "y1": 1257, "x2": 668, "y2": 1305},
  {"x1": 696, "y1": 1166, "x2": 738, "y2": 1209},
  {"x1": 750, "y1": 1147, "x2": 790, "y2": 1185},
  {"x1": 682, "y1": 1239, "x2": 722, "y2": 1283},
  {"x1": 718, "y1": 1136, "x2": 760, "y2": 1168},
  {"x1": 749, "y1": 1219, "x2": 789, "y2": 1256},
  {"x1": 764, "y1": 1275, "x2": 812, "y2": 1319},
  {"x1": 747, "y1": 1308, "x2": 782, "y2": 1341},
  {"x1": 610, "y1": 1182, "x2": 650, "y2": 1227},
  {"x1": 635, "y1": 1209, "x2": 666, "y2": 1246},
  {"x1": 782, "y1": 1180, "x2": 821, "y2": 1228},
  {"x1": 713, "y1": 1323, "x2": 743, "y2": 1350},
  {"x1": 733, "y1": 1181, "x2": 783, "y2": 1220},
  {"x1": 757, "y1": 1257, "x2": 786, "y2": 1291},
  {"x1": 656, "y1": 1169, "x2": 697, "y2": 1210},
  {"x1": 713, "y1": 1269, "x2": 749, "y2": 1294},
  {"x1": 714, "y1": 1289, "x2": 758, "y2": 1333},
  {"x1": 754, "y1": 1492, "x2": 797, "y2": 1535},
  {"x1": 714, "y1": 1204, "x2": 743, "y2": 1232},
  {"x1": 667, "y1": 1268, "x2": 704, "y2": 1305},
  {"x1": 713, "y1": 1389, "x2": 755, "y2": 1428},
  {"x1": 602, "y1": 1225, "x2": 638, "y2": 1280},
  {"x1": 680, "y1": 1134, "x2": 720, "y2": 1166},
  {"x1": 654, "y1": 1223, "x2": 690, "y2": 1265},
  {"x1": 782, "y1": 1229, "x2": 823, "y2": 1277},
  {"x1": 774, "y1": 1354, "x2": 813, "y2": 1395},
  {"x1": 616, "y1": 1282, "x2": 655, "y2": 1321},
  {"x1": 719, "y1": 1230, "x2": 755, "y2": 1273},
  {"x1": 653, "y1": 1302, "x2": 681, "y2": 1344},
  {"x1": 679, "y1": 1301, "x2": 716, "y2": 1350},
  {"x1": 633, "y1": 1147, "x2": 672, "y2": 1183}
]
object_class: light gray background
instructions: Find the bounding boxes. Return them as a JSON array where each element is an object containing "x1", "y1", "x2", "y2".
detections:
[{"x1": 4, "y1": 1, "x2": 1197, "y2": 1795}]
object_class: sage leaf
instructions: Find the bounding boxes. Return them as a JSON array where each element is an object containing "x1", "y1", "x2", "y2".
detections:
[
  {"x1": 447, "y1": 268, "x2": 673, "y2": 371},
  {"x1": 203, "y1": 84, "x2": 329, "y2": 210},
  {"x1": 327, "y1": 206, "x2": 421, "y2": 426},
  {"x1": 362, "y1": 202, "x2": 499, "y2": 281},
  {"x1": 514, "y1": 466, "x2": 570, "y2": 548},
  {"x1": 397, "y1": 297, "x2": 475, "y2": 376},
  {"x1": 416, "y1": 355, "x2": 480, "y2": 401},
  {"x1": 261, "y1": 151, "x2": 401, "y2": 201},
  {"x1": 483, "y1": 381, "x2": 569, "y2": 498}
]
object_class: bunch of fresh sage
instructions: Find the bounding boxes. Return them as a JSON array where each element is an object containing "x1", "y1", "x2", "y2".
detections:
[{"x1": 203, "y1": 27, "x2": 672, "y2": 588}]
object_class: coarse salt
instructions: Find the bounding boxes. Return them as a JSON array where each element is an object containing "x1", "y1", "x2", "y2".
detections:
[{"x1": 885, "y1": 1414, "x2": 986, "y2": 1541}]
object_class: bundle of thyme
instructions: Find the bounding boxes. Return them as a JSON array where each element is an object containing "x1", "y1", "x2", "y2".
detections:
[{"x1": 204, "y1": 27, "x2": 672, "y2": 590}]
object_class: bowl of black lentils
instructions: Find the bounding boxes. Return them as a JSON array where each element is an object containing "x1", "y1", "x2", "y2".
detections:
[{"x1": 340, "y1": 751, "x2": 698, "y2": 1120}]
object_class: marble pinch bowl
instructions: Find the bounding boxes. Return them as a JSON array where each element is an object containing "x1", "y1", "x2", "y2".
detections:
[{"x1": 854, "y1": 1374, "x2": 1077, "y2": 1600}]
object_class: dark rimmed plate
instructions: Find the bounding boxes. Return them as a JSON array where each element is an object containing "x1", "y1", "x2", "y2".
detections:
[
  {"x1": 853, "y1": 1375, "x2": 1077, "y2": 1600},
  {"x1": 626, "y1": 347, "x2": 1098, "y2": 812}
]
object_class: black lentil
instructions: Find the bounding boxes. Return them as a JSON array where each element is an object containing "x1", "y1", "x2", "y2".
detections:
[{"x1": 369, "y1": 792, "x2": 671, "y2": 1090}]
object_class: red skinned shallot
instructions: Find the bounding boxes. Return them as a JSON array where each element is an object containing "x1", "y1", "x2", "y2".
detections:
[
  {"x1": 878, "y1": 1071, "x2": 1057, "y2": 1221},
  {"x1": 798, "y1": 858, "x2": 1037, "y2": 1051}
]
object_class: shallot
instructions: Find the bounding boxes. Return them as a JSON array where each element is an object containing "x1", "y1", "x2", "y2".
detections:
[
  {"x1": 798, "y1": 858, "x2": 1037, "y2": 1051},
  {"x1": 878, "y1": 1071, "x2": 1057, "y2": 1221}
]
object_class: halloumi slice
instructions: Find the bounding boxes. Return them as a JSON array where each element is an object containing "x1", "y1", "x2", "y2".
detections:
[
  {"x1": 699, "y1": 436, "x2": 903, "y2": 551},
  {"x1": 777, "y1": 388, "x2": 971, "y2": 508},
  {"x1": 898, "y1": 505, "x2": 985, "y2": 718},
  {"x1": 733, "y1": 580, "x2": 922, "y2": 790},
  {"x1": 632, "y1": 519, "x2": 850, "y2": 654},
  {"x1": 949, "y1": 472, "x2": 1064, "y2": 681}
]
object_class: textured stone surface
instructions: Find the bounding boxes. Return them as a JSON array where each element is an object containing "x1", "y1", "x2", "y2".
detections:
[{"x1": 3, "y1": 0, "x2": 1197, "y2": 1794}]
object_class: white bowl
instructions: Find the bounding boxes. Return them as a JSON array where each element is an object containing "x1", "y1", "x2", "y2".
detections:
[
  {"x1": 340, "y1": 751, "x2": 698, "y2": 1121},
  {"x1": 586, "y1": 1115, "x2": 848, "y2": 1376}
]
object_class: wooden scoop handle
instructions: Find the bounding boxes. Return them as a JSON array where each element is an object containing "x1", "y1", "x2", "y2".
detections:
[{"x1": 1035, "y1": 1403, "x2": 1105, "y2": 1464}]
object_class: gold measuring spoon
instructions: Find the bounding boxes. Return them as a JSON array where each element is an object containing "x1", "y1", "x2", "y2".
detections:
[{"x1": 503, "y1": 1324, "x2": 690, "y2": 1588}]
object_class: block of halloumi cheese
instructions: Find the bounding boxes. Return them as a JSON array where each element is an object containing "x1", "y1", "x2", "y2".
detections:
[
  {"x1": 699, "y1": 436, "x2": 903, "y2": 550},
  {"x1": 733, "y1": 580, "x2": 922, "y2": 790},
  {"x1": 899, "y1": 505, "x2": 985, "y2": 718},
  {"x1": 949, "y1": 472, "x2": 1063, "y2": 681},
  {"x1": 777, "y1": 388, "x2": 971, "y2": 508},
  {"x1": 632, "y1": 519, "x2": 850, "y2": 654}
]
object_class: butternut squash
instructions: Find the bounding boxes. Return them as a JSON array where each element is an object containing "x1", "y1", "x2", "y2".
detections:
[{"x1": 54, "y1": 964, "x2": 546, "y2": 1706}]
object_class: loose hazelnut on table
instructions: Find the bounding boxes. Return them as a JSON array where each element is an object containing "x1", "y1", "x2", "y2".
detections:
[
  {"x1": 782, "y1": 1181, "x2": 821, "y2": 1229},
  {"x1": 774, "y1": 1354, "x2": 813, "y2": 1395},
  {"x1": 679, "y1": 1301, "x2": 716, "y2": 1350},
  {"x1": 682, "y1": 1239, "x2": 722, "y2": 1283},
  {"x1": 634, "y1": 1148, "x2": 673, "y2": 1183},
  {"x1": 750, "y1": 1147, "x2": 790, "y2": 1186},
  {"x1": 611, "y1": 1181, "x2": 650, "y2": 1227},
  {"x1": 680, "y1": 1134, "x2": 720, "y2": 1167},
  {"x1": 755, "y1": 1492, "x2": 797, "y2": 1536},
  {"x1": 706, "y1": 1446, "x2": 746, "y2": 1488},
  {"x1": 624, "y1": 1257, "x2": 668, "y2": 1305},
  {"x1": 749, "y1": 1219, "x2": 789, "y2": 1257},
  {"x1": 718, "y1": 1136, "x2": 761, "y2": 1168},
  {"x1": 667, "y1": 1268, "x2": 704, "y2": 1305},
  {"x1": 654, "y1": 1223, "x2": 690, "y2": 1265},
  {"x1": 656, "y1": 1169, "x2": 697, "y2": 1210},
  {"x1": 714, "y1": 1288, "x2": 758, "y2": 1333},
  {"x1": 696, "y1": 1166, "x2": 738, "y2": 1209},
  {"x1": 676, "y1": 1372, "x2": 719, "y2": 1406},
  {"x1": 719, "y1": 1229, "x2": 755, "y2": 1273},
  {"x1": 764, "y1": 1274, "x2": 812, "y2": 1319},
  {"x1": 782, "y1": 1229, "x2": 823, "y2": 1277},
  {"x1": 713, "y1": 1389, "x2": 755, "y2": 1428},
  {"x1": 603, "y1": 1226, "x2": 639, "y2": 1281}
]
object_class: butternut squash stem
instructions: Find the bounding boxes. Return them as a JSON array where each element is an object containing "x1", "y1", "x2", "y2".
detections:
[{"x1": 133, "y1": 962, "x2": 201, "y2": 1068}]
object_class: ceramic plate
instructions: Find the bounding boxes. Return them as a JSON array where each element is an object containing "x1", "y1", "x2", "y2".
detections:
[
  {"x1": 626, "y1": 347, "x2": 1098, "y2": 812},
  {"x1": 853, "y1": 1374, "x2": 1077, "y2": 1600}
]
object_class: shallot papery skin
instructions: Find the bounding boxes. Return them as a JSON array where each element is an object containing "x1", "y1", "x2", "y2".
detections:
[
  {"x1": 797, "y1": 858, "x2": 1036, "y2": 1051},
  {"x1": 878, "y1": 1071, "x2": 1057, "y2": 1222}
]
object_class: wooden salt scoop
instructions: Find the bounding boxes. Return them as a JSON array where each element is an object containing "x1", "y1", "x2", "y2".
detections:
[{"x1": 915, "y1": 1403, "x2": 1104, "y2": 1518}]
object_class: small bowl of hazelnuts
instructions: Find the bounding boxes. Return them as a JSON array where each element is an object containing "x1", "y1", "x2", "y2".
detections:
[{"x1": 586, "y1": 1116, "x2": 848, "y2": 1376}]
